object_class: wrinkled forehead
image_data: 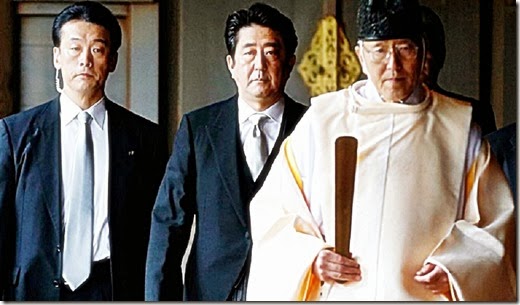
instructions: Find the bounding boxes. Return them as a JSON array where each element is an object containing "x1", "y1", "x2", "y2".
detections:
[
  {"x1": 235, "y1": 24, "x2": 284, "y2": 48},
  {"x1": 59, "y1": 20, "x2": 112, "y2": 45}
]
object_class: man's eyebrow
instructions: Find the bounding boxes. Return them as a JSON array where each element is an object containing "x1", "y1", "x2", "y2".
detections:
[
  {"x1": 241, "y1": 41, "x2": 281, "y2": 48},
  {"x1": 68, "y1": 37, "x2": 108, "y2": 45},
  {"x1": 92, "y1": 38, "x2": 108, "y2": 45},
  {"x1": 263, "y1": 41, "x2": 281, "y2": 48}
]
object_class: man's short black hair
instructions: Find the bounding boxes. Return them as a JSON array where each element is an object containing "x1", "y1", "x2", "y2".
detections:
[
  {"x1": 421, "y1": 5, "x2": 446, "y2": 82},
  {"x1": 224, "y1": 2, "x2": 298, "y2": 58},
  {"x1": 52, "y1": 1, "x2": 122, "y2": 53}
]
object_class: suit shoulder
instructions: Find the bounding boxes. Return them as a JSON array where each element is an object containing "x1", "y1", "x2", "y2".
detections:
[
  {"x1": 285, "y1": 96, "x2": 308, "y2": 112},
  {"x1": 185, "y1": 97, "x2": 235, "y2": 117},
  {"x1": 108, "y1": 101, "x2": 159, "y2": 130},
  {"x1": 2, "y1": 100, "x2": 55, "y2": 126},
  {"x1": 486, "y1": 122, "x2": 516, "y2": 146},
  {"x1": 1, "y1": 100, "x2": 58, "y2": 140},
  {"x1": 183, "y1": 96, "x2": 236, "y2": 124}
]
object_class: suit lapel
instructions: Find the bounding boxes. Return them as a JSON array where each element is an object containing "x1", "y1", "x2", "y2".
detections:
[
  {"x1": 32, "y1": 99, "x2": 62, "y2": 233},
  {"x1": 279, "y1": 95, "x2": 304, "y2": 139},
  {"x1": 255, "y1": 96, "x2": 303, "y2": 188},
  {"x1": 105, "y1": 101, "x2": 134, "y2": 222},
  {"x1": 205, "y1": 97, "x2": 249, "y2": 227},
  {"x1": 506, "y1": 132, "x2": 516, "y2": 185}
]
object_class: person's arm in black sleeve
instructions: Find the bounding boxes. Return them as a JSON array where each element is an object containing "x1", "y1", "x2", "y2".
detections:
[{"x1": 145, "y1": 115, "x2": 196, "y2": 301}]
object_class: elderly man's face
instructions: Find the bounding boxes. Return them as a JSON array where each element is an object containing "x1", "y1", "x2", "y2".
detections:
[
  {"x1": 226, "y1": 24, "x2": 294, "y2": 110},
  {"x1": 356, "y1": 39, "x2": 422, "y2": 102},
  {"x1": 53, "y1": 20, "x2": 116, "y2": 103}
]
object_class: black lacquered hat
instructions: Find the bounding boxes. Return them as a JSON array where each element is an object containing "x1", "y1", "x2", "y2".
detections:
[{"x1": 357, "y1": 0, "x2": 423, "y2": 42}]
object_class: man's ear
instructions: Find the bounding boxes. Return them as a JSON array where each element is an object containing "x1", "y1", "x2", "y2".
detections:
[
  {"x1": 286, "y1": 54, "x2": 296, "y2": 72},
  {"x1": 355, "y1": 45, "x2": 368, "y2": 75},
  {"x1": 226, "y1": 54, "x2": 235, "y2": 77},
  {"x1": 109, "y1": 52, "x2": 118, "y2": 73},
  {"x1": 282, "y1": 54, "x2": 296, "y2": 80},
  {"x1": 53, "y1": 47, "x2": 61, "y2": 69}
]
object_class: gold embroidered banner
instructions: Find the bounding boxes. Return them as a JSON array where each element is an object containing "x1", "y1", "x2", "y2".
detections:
[{"x1": 298, "y1": 15, "x2": 361, "y2": 97}]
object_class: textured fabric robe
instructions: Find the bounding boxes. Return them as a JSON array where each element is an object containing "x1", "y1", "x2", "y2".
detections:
[{"x1": 246, "y1": 81, "x2": 516, "y2": 301}]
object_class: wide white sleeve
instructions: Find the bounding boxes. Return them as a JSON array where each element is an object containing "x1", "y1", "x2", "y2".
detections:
[
  {"x1": 426, "y1": 127, "x2": 516, "y2": 301},
  {"x1": 246, "y1": 112, "x2": 329, "y2": 301}
]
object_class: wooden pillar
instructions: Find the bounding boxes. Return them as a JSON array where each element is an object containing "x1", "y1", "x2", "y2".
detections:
[
  {"x1": 159, "y1": 0, "x2": 181, "y2": 151},
  {"x1": 0, "y1": 1, "x2": 16, "y2": 118}
]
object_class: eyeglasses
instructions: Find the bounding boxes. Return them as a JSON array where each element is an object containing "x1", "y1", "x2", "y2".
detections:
[{"x1": 359, "y1": 40, "x2": 419, "y2": 64}]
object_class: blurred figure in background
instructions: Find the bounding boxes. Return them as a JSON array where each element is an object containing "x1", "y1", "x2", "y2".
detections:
[
  {"x1": 420, "y1": 5, "x2": 497, "y2": 135},
  {"x1": 486, "y1": 122, "x2": 516, "y2": 203}
]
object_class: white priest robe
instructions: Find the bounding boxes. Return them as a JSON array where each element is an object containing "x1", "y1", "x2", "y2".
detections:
[{"x1": 246, "y1": 81, "x2": 516, "y2": 301}]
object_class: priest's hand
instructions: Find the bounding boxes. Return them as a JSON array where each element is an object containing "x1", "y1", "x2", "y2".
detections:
[
  {"x1": 312, "y1": 249, "x2": 362, "y2": 284},
  {"x1": 414, "y1": 263, "x2": 450, "y2": 298}
]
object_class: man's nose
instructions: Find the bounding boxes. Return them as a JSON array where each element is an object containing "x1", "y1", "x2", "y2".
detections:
[
  {"x1": 385, "y1": 49, "x2": 402, "y2": 71},
  {"x1": 79, "y1": 49, "x2": 93, "y2": 68},
  {"x1": 254, "y1": 52, "x2": 266, "y2": 70}
]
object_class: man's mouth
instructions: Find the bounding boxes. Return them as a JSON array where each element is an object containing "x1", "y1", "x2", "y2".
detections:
[{"x1": 76, "y1": 72, "x2": 94, "y2": 78}]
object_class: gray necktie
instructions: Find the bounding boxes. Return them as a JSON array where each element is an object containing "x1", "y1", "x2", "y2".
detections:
[
  {"x1": 63, "y1": 111, "x2": 94, "y2": 291},
  {"x1": 244, "y1": 113, "x2": 269, "y2": 181}
]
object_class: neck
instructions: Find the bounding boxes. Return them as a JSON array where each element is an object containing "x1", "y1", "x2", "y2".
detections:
[
  {"x1": 385, "y1": 84, "x2": 425, "y2": 105},
  {"x1": 63, "y1": 88, "x2": 104, "y2": 110},
  {"x1": 243, "y1": 94, "x2": 282, "y2": 112}
]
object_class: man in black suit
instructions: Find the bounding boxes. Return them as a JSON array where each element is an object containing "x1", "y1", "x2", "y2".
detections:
[
  {"x1": 145, "y1": 2, "x2": 307, "y2": 301},
  {"x1": 0, "y1": 1, "x2": 166, "y2": 301},
  {"x1": 486, "y1": 122, "x2": 517, "y2": 272},
  {"x1": 487, "y1": 122, "x2": 517, "y2": 204}
]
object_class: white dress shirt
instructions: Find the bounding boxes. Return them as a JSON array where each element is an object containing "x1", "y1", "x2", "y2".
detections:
[
  {"x1": 238, "y1": 97, "x2": 285, "y2": 157},
  {"x1": 60, "y1": 93, "x2": 110, "y2": 263}
]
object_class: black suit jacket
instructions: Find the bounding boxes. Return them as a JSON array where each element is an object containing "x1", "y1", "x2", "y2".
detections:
[
  {"x1": 486, "y1": 122, "x2": 516, "y2": 204},
  {"x1": 145, "y1": 94, "x2": 307, "y2": 300},
  {"x1": 0, "y1": 97, "x2": 167, "y2": 301}
]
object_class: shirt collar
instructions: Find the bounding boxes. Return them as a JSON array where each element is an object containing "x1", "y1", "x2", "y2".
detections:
[
  {"x1": 60, "y1": 93, "x2": 107, "y2": 129},
  {"x1": 238, "y1": 97, "x2": 285, "y2": 124}
]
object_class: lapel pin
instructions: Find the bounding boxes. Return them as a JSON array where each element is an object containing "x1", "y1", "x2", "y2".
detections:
[{"x1": 128, "y1": 150, "x2": 135, "y2": 156}]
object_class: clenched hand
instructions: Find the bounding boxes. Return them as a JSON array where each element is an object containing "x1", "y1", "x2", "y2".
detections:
[
  {"x1": 312, "y1": 249, "x2": 362, "y2": 284},
  {"x1": 414, "y1": 263, "x2": 450, "y2": 298}
]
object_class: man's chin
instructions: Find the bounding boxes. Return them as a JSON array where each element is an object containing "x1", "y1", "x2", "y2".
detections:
[
  {"x1": 249, "y1": 90, "x2": 273, "y2": 99},
  {"x1": 381, "y1": 88, "x2": 410, "y2": 102},
  {"x1": 66, "y1": 85, "x2": 103, "y2": 97}
]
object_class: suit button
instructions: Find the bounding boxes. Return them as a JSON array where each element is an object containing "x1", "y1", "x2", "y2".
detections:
[
  {"x1": 53, "y1": 279, "x2": 60, "y2": 288},
  {"x1": 245, "y1": 232, "x2": 250, "y2": 240},
  {"x1": 56, "y1": 245, "x2": 61, "y2": 252}
]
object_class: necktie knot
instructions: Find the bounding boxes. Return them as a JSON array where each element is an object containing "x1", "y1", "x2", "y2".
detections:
[
  {"x1": 248, "y1": 113, "x2": 268, "y2": 137},
  {"x1": 78, "y1": 111, "x2": 93, "y2": 125},
  {"x1": 248, "y1": 113, "x2": 268, "y2": 125}
]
